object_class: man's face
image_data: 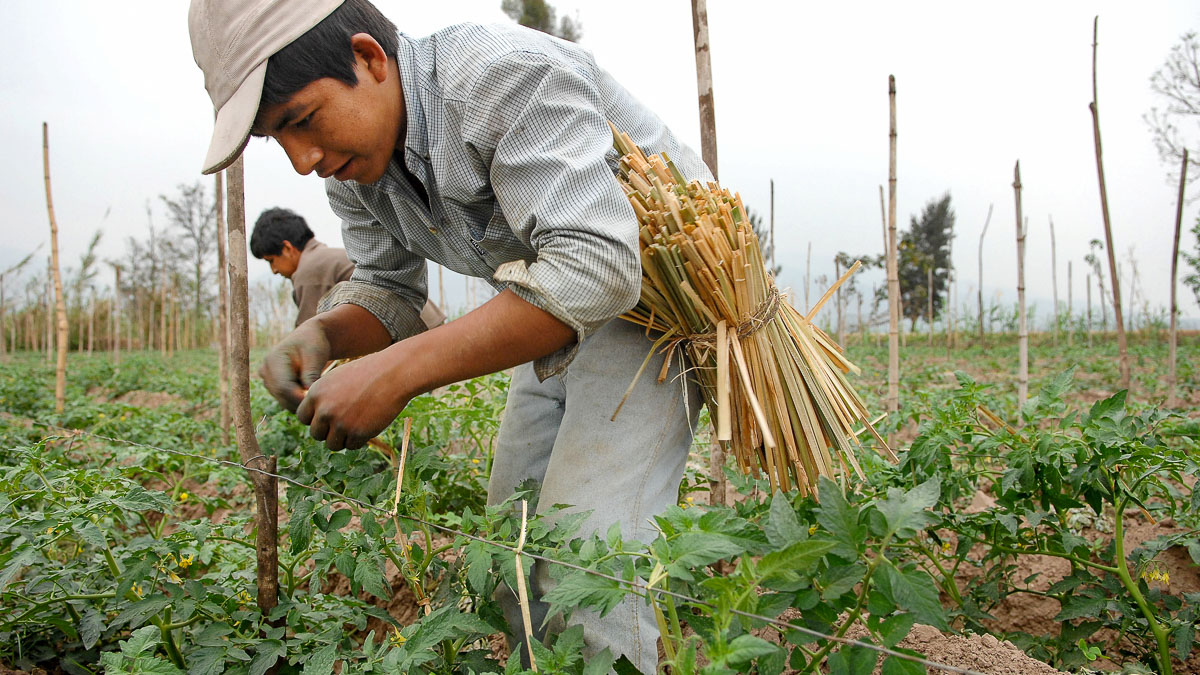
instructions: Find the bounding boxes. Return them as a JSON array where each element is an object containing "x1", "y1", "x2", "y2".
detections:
[
  {"x1": 251, "y1": 35, "x2": 402, "y2": 185},
  {"x1": 264, "y1": 240, "x2": 302, "y2": 279}
]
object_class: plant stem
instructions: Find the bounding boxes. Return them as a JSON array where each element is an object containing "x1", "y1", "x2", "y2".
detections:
[{"x1": 1111, "y1": 501, "x2": 1172, "y2": 675}]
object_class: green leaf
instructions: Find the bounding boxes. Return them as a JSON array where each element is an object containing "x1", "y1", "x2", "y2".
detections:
[
  {"x1": 115, "y1": 486, "x2": 168, "y2": 511},
  {"x1": 542, "y1": 570, "x2": 629, "y2": 620},
  {"x1": 289, "y1": 498, "x2": 315, "y2": 555},
  {"x1": 353, "y1": 553, "x2": 390, "y2": 601},
  {"x1": 302, "y1": 645, "x2": 337, "y2": 675},
  {"x1": 878, "y1": 564, "x2": 948, "y2": 631},
  {"x1": 1054, "y1": 595, "x2": 1106, "y2": 622},
  {"x1": 876, "y1": 478, "x2": 940, "y2": 540},
  {"x1": 723, "y1": 634, "x2": 778, "y2": 665},
  {"x1": 583, "y1": 647, "x2": 616, "y2": 675},
  {"x1": 765, "y1": 492, "x2": 805, "y2": 548},
  {"x1": 113, "y1": 596, "x2": 172, "y2": 630},
  {"x1": 119, "y1": 625, "x2": 161, "y2": 659},
  {"x1": 249, "y1": 639, "x2": 286, "y2": 675},
  {"x1": 464, "y1": 541, "x2": 493, "y2": 595},
  {"x1": 0, "y1": 549, "x2": 37, "y2": 592},
  {"x1": 327, "y1": 508, "x2": 352, "y2": 531},
  {"x1": 665, "y1": 532, "x2": 745, "y2": 576},
  {"x1": 79, "y1": 608, "x2": 104, "y2": 650},
  {"x1": 816, "y1": 477, "x2": 863, "y2": 557},
  {"x1": 757, "y1": 539, "x2": 835, "y2": 583},
  {"x1": 79, "y1": 521, "x2": 107, "y2": 548},
  {"x1": 878, "y1": 613, "x2": 915, "y2": 648},
  {"x1": 138, "y1": 657, "x2": 186, "y2": 674},
  {"x1": 187, "y1": 647, "x2": 226, "y2": 675},
  {"x1": 1175, "y1": 621, "x2": 1195, "y2": 659}
]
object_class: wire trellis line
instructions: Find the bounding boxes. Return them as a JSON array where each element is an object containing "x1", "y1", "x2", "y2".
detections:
[{"x1": 28, "y1": 423, "x2": 986, "y2": 675}]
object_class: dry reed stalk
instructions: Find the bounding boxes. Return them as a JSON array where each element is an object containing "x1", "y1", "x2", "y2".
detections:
[
  {"x1": 610, "y1": 126, "x2": 891, "y2": 496},
  {"x1": 514, "y1": 499, "x2": 537, "y2": 672},
  {"x1": 886, "y1": 76, "x2": 900, "y2": 416}
]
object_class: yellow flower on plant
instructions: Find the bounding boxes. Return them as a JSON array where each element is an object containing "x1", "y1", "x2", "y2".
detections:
[
  {"x1": 178, "y1": 554, "x2": 194, "y2": 569},
  {"x1": 808, "y1": 524, "x2": 818, "y2": 536},
  {"x1": 237, "y1": 590, "x2": 252, "y2": 604},
  {"x1": 389, "y1": 627, "x2": 406, "y2": 647},
  {"x1": 132, "y1": 583, "x2": 143, "y2": 598},
  {"x1": 179, "y1": 492, "x2": 188, "y2": 502},
  {"x1": 121, "y1": 415, "x2": 127, "y2": 421},
  {"x1": 471, "y1": 458, "x2": 480, "y2": 464},
  {"x1": 1163, "y1": 572, "x2": 1170, "y2": 584},
  {"x1": 98, "y1": 413, "x2": 105, "y2": 418}
]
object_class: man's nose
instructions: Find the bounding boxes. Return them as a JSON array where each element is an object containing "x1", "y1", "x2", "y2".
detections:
[{"x1": 279, "y1": 136, "x2": 323, "y2": 176}]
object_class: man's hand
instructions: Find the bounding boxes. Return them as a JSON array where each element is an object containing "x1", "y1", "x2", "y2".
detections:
[
  {"x1": 258, "y1": 320, "x2": 332, "y2": 413},
  {"x1": 295, "y1": 352, "x2": 409, "y2": 450}
]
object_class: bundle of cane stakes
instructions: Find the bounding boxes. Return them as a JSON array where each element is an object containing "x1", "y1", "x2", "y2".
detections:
[{"x1": 610, "y1": 125, "x2": 894, "y2": 496}]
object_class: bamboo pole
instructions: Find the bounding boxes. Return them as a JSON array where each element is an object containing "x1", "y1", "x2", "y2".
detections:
[
  {"x1": 805, "y1": 242, "x2": 812, "y2": 309},
  {"x1": 1168, "y1": 149, "x2": 1188, "y2": 408},
  {"x1": 886, "y1": 75, "x2": 899, "y2": 415},
  {"x1": 437, "y1": 264, "x2": 445, "y2": 314},
  {"x1": 769, "y1": 179, "x2": 775, "y2": 271},
  {"x1": 88, "y1": 291, "x2": 95, "y2": 355},
  {"x1": 1048, "y1": 216, "x2": 1059, "y2": 345},
  {"x1": 45, "y1": 263, "x2": 52, "y2": 364},
  {"x1": 690, "y1": 0, "x2": 718, "y2": 179},
  {"x1": 1086, "y1": 273, "x2": 1093, "y2": 347},
  {"x1": 43, "y1": 123, "x2": 68, "y2": 413},
  {"x1": 111, "y1": 264, "x2": 121, "y2": 368},
  {"x1": 977, "y1": 204, "x2": 993, "y2": 339},
  {"x1": 1067, "y1": 261, "x2": 1073, "y2": 347},
  {"x1": 835, "y1": 257, "x2": 845, "y2": 347},
  {"x1": 1089, "y1": 16, "x2": 1130, "y2": 391},
  {"x1": 1013, "y1": 162, "x2": 1028, "y2": 405},
  {"x1": 215, "y1": 170, "x2": 231, "y2": 444},
  {"x1": 226, "y1": 156, "x2": 280, "y2": 618},
  {"x1": 926, "y1": 266, "x2": 934, "y2": 347}
]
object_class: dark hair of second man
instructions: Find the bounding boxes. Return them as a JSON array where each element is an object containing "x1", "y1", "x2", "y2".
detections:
[
  {"x1": 258, "y1": 0, "x2": 399, "y2": 109},
  {"x1": 250, "y1": 208, "x2": 315, "y2": 258}
]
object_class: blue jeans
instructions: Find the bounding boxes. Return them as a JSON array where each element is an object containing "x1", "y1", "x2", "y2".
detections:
[{"x1": 488, "y1": 317, "x2": 700, "y2": 673}]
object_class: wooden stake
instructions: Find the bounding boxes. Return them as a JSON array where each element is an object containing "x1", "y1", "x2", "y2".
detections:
[
  {"x1": 1089, "y1": 16, "x2": 1130, "y2": 391},
  {"x1": 977, "y1": 204, "x2": 993, "y2": 340},
  {"x1": 1049, "y1": 216, "x2": 1059, "y2": 345},
  {"x1": 1067, "y1": 260, "x2": 1073, "y2": 347},
  {"x1": 42, "y1": 123, "x2": 68, "y2": 414},
  {"x1": 514, "y1": 499, "x2": 537, "y2": 672},
  {"x1": 215, "y1": 170, "x2": 231, "y2": 445},
  {"x1": 1087, "y1": 273, "x2": 1093, "y2": 348},
  {"x1": 1168, "y1": 148, "x2": 1188, "y2": 408},
  {"x1": 1013, "y1": 162, "x2": 1028, "y2": 405},
  {"x1": 225, "y1": 155, "x2": 280, "y2": 619},
  {"x1": 769, "y1": 179, "x2": 775, "y2": 271},
  {"x1": 690, "y1": 0, "x2": 718, "y2": 179},
  {"x1": 886, "y1": 75, "x2": 900, "y2": 415},
  {"x1": 926, "y1": 266, "x2": 934, "y2": 347}
]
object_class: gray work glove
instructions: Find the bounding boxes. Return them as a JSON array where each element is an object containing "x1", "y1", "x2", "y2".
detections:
[{"x1": 258, "y1": 320, "x2": 332, "y2": 414}]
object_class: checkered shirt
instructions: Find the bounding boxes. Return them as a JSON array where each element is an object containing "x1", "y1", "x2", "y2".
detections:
[{"x1": 319, "y1": 22, "x2": 710, "y2": 379}]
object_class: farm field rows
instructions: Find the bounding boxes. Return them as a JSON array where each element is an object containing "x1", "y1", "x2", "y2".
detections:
[{"x1": 0, "y1": 334, "x2": 1197, "y2": 674}]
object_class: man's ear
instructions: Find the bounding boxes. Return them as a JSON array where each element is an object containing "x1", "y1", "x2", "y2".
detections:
[
  {"x1": 281, "y1": 240, "x2": 299, "y2": 257},
  {"x1": 350, "y1": 33, "x2": 389, "y2": 84}
]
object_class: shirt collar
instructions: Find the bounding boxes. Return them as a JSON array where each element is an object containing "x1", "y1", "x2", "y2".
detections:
[{"x1": 394, "y1": 33, "x2": 431, "y2": 165}]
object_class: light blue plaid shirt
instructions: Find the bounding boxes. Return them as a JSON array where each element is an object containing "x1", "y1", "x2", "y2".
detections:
[{"x1": 320, "y1": 22, "x2": 710, "y2": 379}]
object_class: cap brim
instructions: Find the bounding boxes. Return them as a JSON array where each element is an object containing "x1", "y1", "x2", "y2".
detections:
[{"x1": 201, "y1": 60, "x2": 267, "y2": 175}]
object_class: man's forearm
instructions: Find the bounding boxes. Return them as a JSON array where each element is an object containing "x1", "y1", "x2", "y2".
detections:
[
  {"x1": 385, "y1": 288, "x2": 575, "y2": 400},
  {"x1": 311, "y1": 303, "x2": 394, "y2": 358}
]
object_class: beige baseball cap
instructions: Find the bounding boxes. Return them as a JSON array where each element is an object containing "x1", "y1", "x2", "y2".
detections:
[{"x1": 189, "y1": 0, "x2": 345, "y2": 175}]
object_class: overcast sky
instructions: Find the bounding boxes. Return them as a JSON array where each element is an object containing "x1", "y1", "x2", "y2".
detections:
[{"x1": 2, "y1": 1, "x2": 1197, "y2": 327}]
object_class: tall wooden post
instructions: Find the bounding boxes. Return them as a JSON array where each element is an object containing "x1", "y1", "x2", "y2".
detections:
[
  {"x1": 769, "y1": 179, "x2": 775, "y2": 272},
  {"x1": 1067, "y1": 261, "x2": 1073, "y2": 347},
  {"x1": 215, "y1": 170, "x2": 231, "y2": 444},
  {"x1": 111, "y1": 264, "x2": 121, "y2": 368},
  {"x1": 977, "y1": 204, "x2": 993, "y2": 339},
  {"x1": 1089, "y1": 17, "x2": 1130, "y2": 390},
  {"x1": 1049, "y1": 217, "x2": 1059, "y2": 345},
  {"x1": 926, "y1": 266, "x2": 934, "y2": 347},
  {"x1": 1168, "y1": 149, "x2": 1188, "y2": 408},
  {"x1": 43, "y1": 123, "x2": 68, "y2": 414},
  {"x1": 690, "y1": 0, "x2": 718, "y2": 179},
  {"x1": 1013, "y1": 162, "x2": 1028, "y2": 405},
  {"x1": 226, "y1": 156, "x2": 280, "y2": 617},
  {"x1": 886, "y1": 76, "x2": 900, "y2": 415}
]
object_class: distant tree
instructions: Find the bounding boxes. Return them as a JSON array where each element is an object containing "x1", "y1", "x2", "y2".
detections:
[
  {"x1": 161, "y1": 182, "x2": 217, "y2": 344},
  {"x1": 1183, "y1": 216, "x2": 1200, "y2": 309},
  {"x1": 1146, "y1": 32, "x2": 1200, "y2": 187},
  {"x1": 501, "y1": 0, "x2": 582, "y2": 41},
  {"x1": 898, "y1": 193, "x2": 955, "y2": 330}
]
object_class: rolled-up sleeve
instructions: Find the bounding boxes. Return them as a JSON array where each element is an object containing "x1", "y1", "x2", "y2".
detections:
[
  {"x1": 462, "y1": 53, "x2": 642, "y2": 374},
  {"x1": 318, "y1": 179, "x2": 429, "y2": 342}
]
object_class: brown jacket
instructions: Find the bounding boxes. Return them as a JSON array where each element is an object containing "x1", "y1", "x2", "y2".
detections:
[{"x1": 292, "y1": 239, "x2": 445, "y2": 329}]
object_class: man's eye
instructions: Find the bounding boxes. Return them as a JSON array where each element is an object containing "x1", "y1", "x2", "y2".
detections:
[{"x1": 295, "y1": 113, "x2": 314, "y2": 129}]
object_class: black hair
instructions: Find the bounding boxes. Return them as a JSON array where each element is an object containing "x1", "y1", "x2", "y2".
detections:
[
  {"x1": 258, "y1": 0, "x2": 399, "y2": 108},
  {"x1": 250, "y1": 208, "x2": 315, "y2": 258}
]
